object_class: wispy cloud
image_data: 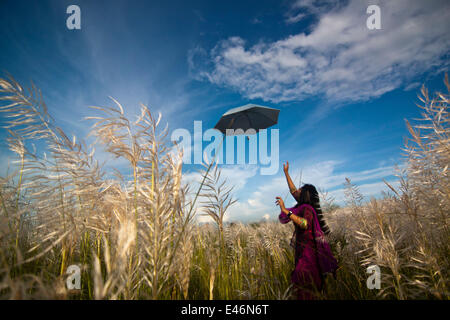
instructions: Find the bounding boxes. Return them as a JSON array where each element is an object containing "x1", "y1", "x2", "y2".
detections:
[
  {"x1": 183, "y1": 164, "x2": 258, "y2": 193},
  {"x1": 285, "y1": 12, "x2": 307, "y2": 24},
  {"x1": 285, "y1": 0, "x2": 342, "y2": 24},
  {"x1": 182, "y1": 164, "x2": 259, "y2": 223},
  {"x1": 191, "y1": 0, "x2": 450, "y2": 103}
]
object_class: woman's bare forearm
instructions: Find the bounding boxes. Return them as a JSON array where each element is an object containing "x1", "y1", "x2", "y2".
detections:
[
  {"x1": 284, "y1": 170, "x2": 297, "y2": 194},
  {"x1": 291, "y1": 214, "x2": 308, "y2": 229},
  {"x1": 281, "y1": 207, "x2": 308, "y2": 229}
]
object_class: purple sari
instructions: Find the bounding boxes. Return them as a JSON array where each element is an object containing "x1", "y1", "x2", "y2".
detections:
[{"x1": 279, "y1": 204, "x2": 338, "y2": 299}]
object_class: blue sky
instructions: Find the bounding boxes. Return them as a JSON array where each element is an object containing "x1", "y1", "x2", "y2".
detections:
[{"x1": 1, "y1": 0, "x2": 449, "y2": 223}]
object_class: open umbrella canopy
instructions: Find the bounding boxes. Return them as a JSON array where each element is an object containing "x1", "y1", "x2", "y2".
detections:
[{"x1": 214, "y1": 104, "x2": 280, "y2": 135}]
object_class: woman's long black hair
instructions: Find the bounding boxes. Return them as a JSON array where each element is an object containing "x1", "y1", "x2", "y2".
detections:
[{"x1": 294, "y1": 184, "x2": 330, "y2": 235}]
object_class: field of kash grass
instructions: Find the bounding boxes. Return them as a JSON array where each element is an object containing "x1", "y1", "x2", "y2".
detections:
[{"x1": 0, "y1": 74, "x2": 448, "y2": 299}]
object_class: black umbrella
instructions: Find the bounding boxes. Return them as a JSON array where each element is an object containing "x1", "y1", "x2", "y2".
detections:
[{"x1": 214, "y1": 104, "x2": 280, "y2": 135}]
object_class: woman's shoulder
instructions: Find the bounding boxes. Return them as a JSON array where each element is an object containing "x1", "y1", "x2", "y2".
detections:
[
  {"x1": 297, "y1": 203, "x2": 315, "y2": 213},
  {"x1": 290, "y1": 204, "x2": 315, "y2": 216}
]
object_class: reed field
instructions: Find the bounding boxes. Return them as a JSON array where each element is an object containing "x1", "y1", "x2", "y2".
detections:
[{"x1": 0, "y1": 74, "x2": 448, "y2": 300}]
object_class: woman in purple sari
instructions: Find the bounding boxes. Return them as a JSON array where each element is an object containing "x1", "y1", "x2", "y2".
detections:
[{"x1": 276, "y1": 162, "x2": 338, "y2": 300}]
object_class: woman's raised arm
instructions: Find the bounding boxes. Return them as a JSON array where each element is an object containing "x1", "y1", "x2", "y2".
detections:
[{"x1": 283, "y1": 162, "x2": 297, "y2": 198}]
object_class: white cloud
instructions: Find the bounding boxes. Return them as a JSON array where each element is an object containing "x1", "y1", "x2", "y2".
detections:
[
  {"x1": 191, "y1": 0, "x2": 450, "y2": 103},
  {"x1": 182, "y1": 164, "x2": 258, "y2": 193},
  {"x1": 286, "y1": 0, "x2": 342, "y2": 24},
  {"x1": 328, "y1": 179, "x2": 400, "y2": 204},
  {"x1": 182, "y1": 164, "x2": 259, "y2": 223},
  {"x1": 285, "y1": 12, "x2": 307, "y2": 24}
]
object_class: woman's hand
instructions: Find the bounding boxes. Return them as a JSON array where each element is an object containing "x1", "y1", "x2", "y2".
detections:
[
  {"x1": 283, "y1": 161, "x2": 289, "y2": 174},
  {"x1": 275, "y1": 196, "x2": 288, "y2": 214}
]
